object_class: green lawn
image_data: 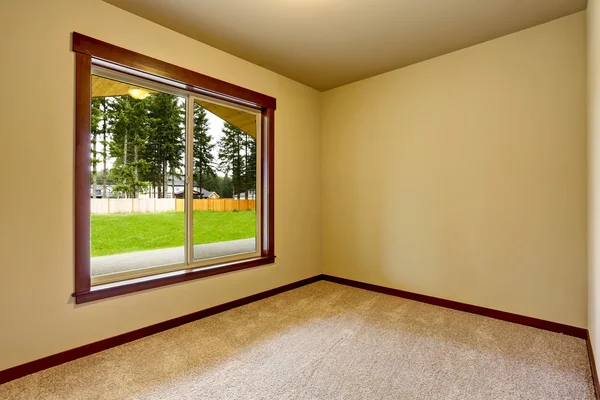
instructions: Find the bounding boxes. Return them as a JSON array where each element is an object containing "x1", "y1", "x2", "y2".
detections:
[{"x1": 91, "y1": 211, "x2": 256, "y2": 257}]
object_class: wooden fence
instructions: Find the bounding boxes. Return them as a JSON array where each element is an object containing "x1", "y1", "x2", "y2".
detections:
[
  {"x1": 91, "y1": 198, "x2": 256, "y2": 214},
  {"x1": 91, "y1": 198, "x2": 176, "y2": 214},
  {"x1": 176, "y1": 198, "x2": 256, "y2": 212}
]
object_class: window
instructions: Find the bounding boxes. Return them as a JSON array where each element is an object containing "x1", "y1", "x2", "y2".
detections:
[{"x1": 74, "y1": 33, "x2": 275, "y2": 303}]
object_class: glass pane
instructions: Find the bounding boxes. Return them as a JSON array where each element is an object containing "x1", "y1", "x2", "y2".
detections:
[
  {"x1": 90, "y1": 75, "x2": 187, "y2": 280},
  {"x1": 192, "y1": 99, "x2": 258, "y2": 262}
]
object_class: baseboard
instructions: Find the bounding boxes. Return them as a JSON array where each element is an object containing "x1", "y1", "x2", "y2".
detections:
[
  {"x1": 0, "y1": 275, "x2": 321, "y2": 385},
  {"x1": 1, "y1": 273, "x2": 592, "y2": 387},
  {"x1": 323, "y1": 274, "x2": 600, "y2": 393},
  {"x1": 587, "y1": 331, "x2": 600, "y2": 400},
  {"x1": 321, "y1": 274, "x2": 587, "y2": 339}
]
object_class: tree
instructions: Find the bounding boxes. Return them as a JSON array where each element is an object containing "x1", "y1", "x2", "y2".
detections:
[
  {"x1": 91, "y1": 98, "x2": 113, "y2": 198},
  {"x1": 219, "y1": 175, "x2": 234, "y2": 198},
  {"x1": 109, "y1": 96, "x2": 151, "y2": 198},
  {"x1": 193, "y1": 104, "x2": 215, "y2": 197},
  {"x1": 91, "y1": 98, "x2": 102, "y2": 198},
  {"x1": 99, "y1": 98, "x2": 111, "y2": 198},
  {"x1": 91, "y1": 167, "x2": 117, "y2": 197},
  {"x1": 243, "y1": 134, "x2": 256, "y2": 199},
  {"x1": 202, "y1": 173, "x2": 220, "y2": 194},
  {"x1": 218, "y1": 122, "x2": 245, "y2": 199},
  {"x1": 144, "y1": 94, "x2": 185, "y2": 198}
]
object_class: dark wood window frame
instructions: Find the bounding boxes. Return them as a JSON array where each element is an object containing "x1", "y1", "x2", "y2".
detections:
[{"x1": 72, "y1": 33, "x2": 275, "y2": 304}]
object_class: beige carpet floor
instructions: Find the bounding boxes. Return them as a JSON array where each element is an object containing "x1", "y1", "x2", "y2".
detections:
[{"x1": 0, "y1": 281, "x2": 594, "y2": 399}]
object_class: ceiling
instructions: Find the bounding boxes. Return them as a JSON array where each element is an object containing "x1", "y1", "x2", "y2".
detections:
[{"x1": 103, "y1": 0, "x2": 587, "y2": 91}]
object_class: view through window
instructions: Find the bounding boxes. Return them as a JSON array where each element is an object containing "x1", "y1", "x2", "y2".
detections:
[{"x1": 90, "y1": 72, "x2": 259, "y2": 284}]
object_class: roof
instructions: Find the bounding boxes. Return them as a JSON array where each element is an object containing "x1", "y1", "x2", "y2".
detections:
[
  {"x1": 173, "y1": 186, "x2": 217, "y2": 198},
  {"x1": 92, "y1": 76, "x2": 256, "y2": 137}
]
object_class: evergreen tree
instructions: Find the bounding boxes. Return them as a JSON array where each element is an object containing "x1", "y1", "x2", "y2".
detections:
[
  {"x1": 91, "y1": 98, "x2": 102, "y2": 198},
  {"x1": 144, "y1": 94, "x2": 185, "y2": 198},
  {"x1": 109, "y1": 96, "x2": 151, "y2": 198},
  {"x1": 218, "y1": 122, "x2": 244, "y2": 199},
  {"x1": 202, "y1": 174, "x2": 220, "y2": 194},
  {"x1": 220, "y1": 175, "x2": 234, "y2": 198},
  {"x1": 244, "y1": 134, "x2": 256, "y2": 199},
  {"x1": 193, "y1": 104, "x2": 215, "y2": 197},
  {"x1": 99, "y1": 98, "x2": 111, "y2": 198}
]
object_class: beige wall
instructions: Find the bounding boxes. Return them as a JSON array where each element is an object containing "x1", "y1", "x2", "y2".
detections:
[
  {"x1": 0, "y1": 0, "x2": 321, "y2": 370},
  {"x1": 321, "y1": 12, "x2": 588, "y2": 327},
  {"x1": 589, "y1": 0, "x2": 600, "y2": 370},
  {"x1": 0, "y1": 0, "x2": 590, "y2": 373}
]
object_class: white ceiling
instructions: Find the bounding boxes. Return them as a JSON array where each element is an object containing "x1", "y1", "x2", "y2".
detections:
[{"x1": 103, "y1": 0, "x2": 587, "y2": 91}]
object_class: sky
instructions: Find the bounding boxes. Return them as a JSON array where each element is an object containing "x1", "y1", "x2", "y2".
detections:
[{"x1": 205, "y1": 109, "x2": 226, "y2": 168}]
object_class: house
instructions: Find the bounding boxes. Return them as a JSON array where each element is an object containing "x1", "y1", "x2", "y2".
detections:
[
  {"x1": 232, "y1": 189, "x2": 256, "y2": 200},
  {"x1": 90, "y1": 180, "x2": 219, "y2": 199},
  {"x1": 3, "y1": 0, "x2": 600, "y2": 399},
  {"x1": 90, "y1": 185, "x2": 117, "y2": 199},
  {"x1": 174, "y1": 189, "x2": 219, "y2": 199},
  {"x1": 168, "y1": 177, "x2": 219, "y2": 199}
]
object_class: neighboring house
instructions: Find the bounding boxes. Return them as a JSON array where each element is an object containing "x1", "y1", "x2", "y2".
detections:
[
  {"x1": 90, "y1": 185, "x2": 117, "y2": 198},
  {"x1": 233, "y1": 189, "x2": 256, "y2": 200},
  {"x1": 174, "y1": 189, "x2": 220, "y2": 199},
  {"x1": 91, "y1": 178, "x2": 219, "y2": 199},
  {"x1": 169, "y1": 177, "x2": 219, "y2": 199}
]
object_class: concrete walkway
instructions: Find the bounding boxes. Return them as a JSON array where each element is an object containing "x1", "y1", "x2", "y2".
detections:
[{"x1": 91, "y1": 238, "x2": 256, "y2": 277}]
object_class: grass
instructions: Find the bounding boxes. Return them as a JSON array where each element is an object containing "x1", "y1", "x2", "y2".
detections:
[{"x1": 91, "y1": 211, "x2": 256, "y2": 257}]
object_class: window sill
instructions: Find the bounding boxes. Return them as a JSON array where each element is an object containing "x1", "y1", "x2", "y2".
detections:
[{"x1": 73, "y1": 256, "x2": 276, "y2": 304}]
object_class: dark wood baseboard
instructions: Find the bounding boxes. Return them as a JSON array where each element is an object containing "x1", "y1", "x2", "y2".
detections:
[
  {"x1": 323, "y1": 275, "x2": 600, "y2": 394},
  {"x1": 587, "y1": 331, "x2": 600, "y2": 399},
  {"x1": 1, "y1": 273, "x2": 593, "y2": 388},
  {"x1": 321, "y1": 274, "x2": 587, "y2": 339},
  {"x1": 0, "y1": 275, "x2": 321, "y2": 385}
]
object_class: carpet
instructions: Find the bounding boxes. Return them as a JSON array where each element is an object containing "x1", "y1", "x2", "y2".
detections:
[{"x1": 0, "y1": 281, "x2": 593, "y2": 399}]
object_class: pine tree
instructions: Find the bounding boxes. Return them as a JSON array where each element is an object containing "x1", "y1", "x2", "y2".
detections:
[
  {"x1": 99, "y1": 98, "x2": 111, "y2": 198},
  {"x1": 91, "y1": 98, "x2": 102, "y2": 198},
  {"x1": 109, "y1": 96, "x2": 151, "y2": 198},
  {"x1": 144, "y1": 94, "x2": 185, "y2": 198},
  {"x1": 218, "y1": 122, "x2": 244, "y2": 199},
  {"x1": 220, "y1": 175, "x2": 234, "y2": 198},
  {"x1": 193, "y1": 104, "x2": 215, "y2": 198},
  {"x1": 202, "y1": 174, "x2": 220, "y2": 194},
  {"x1": 244, "y1": 134, "x2": 256, "y2": 199}
]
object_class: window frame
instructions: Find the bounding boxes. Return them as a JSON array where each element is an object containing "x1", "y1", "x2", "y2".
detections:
[
  {"x1": 73, "y1": 33, "x2": 275, "y2": 304},
  {"x1": 88, "y1": 67, "x2": 264, "y2": 286}
]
